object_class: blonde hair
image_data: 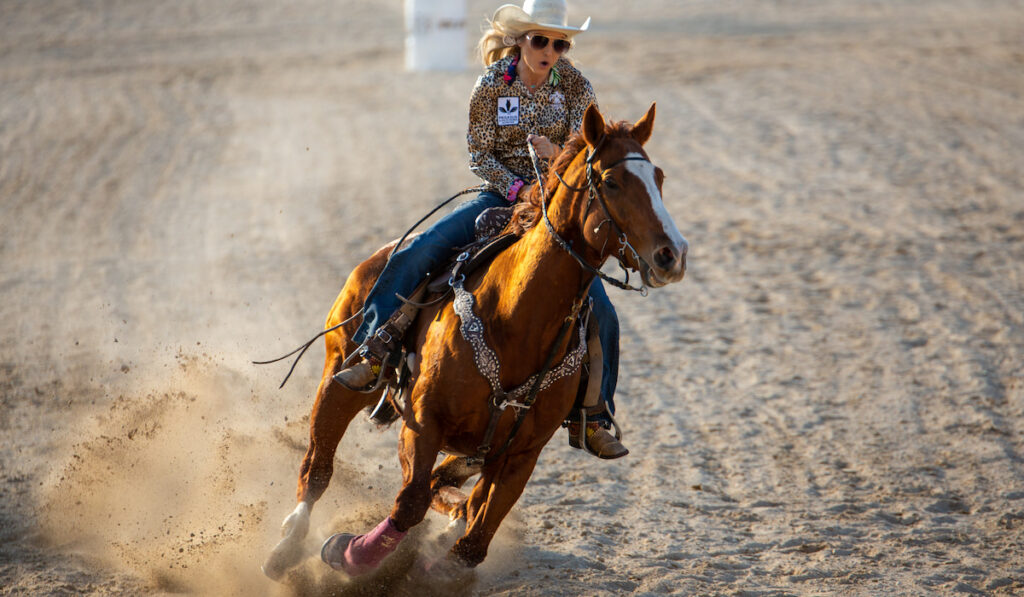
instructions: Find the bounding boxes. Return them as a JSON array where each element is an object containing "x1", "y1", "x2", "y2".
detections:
[
  {"x1": 477, "y1": 18, "x2": 527, "y2": 66},
  {"x1": 477, "y1": 20, "x2": 579, "y2": 67}
]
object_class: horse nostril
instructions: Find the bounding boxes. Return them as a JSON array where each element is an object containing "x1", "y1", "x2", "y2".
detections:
[{"x1": 654, "y1": 246, "x2": 677, "y2": 270}]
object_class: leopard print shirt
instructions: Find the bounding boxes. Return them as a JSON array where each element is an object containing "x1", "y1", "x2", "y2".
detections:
[{"x1": 467, "y1": 54, "x2": 598, "y2": 199}]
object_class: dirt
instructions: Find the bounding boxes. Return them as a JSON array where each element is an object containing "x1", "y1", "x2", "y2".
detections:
[{"x1": 2, "y1": 1, "x2": 1023, "y2": 595}]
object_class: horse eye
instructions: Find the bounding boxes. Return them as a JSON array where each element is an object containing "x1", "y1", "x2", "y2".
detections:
[{"x1": 603, "y1": 177, "x2": 619, "y2": 190}]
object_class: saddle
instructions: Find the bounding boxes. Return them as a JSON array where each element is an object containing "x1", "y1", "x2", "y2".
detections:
[
  {"x1": 369, "y1": 204, "x2": 611, "y2": 459},
  {"x1": 425, "y1": 206, "x2": 518, "y2": 294},
  {"x1": 369, "y1": 206, "x2": 518, "y2": 424}
]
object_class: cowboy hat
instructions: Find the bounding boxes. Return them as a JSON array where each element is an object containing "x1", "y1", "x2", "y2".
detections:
[{"x1": 492, "y1": 0, "x2": 591, "y2": 37}]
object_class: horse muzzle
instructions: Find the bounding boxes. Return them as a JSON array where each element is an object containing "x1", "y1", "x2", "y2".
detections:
[{"x1": 641, "y1": 239, "x2": 688, "y2": 288}]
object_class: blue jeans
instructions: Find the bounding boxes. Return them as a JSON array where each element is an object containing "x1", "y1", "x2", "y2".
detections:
[
  {"x1": 355, "y1": 190, "x2": 620, "y2": 413},
  {"x1": 587, "y1": 278, "x2": 619, "y2": 415}
]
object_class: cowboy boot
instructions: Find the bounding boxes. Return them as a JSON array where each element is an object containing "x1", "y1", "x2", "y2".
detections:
[
  {"x1": 567, "y1": 409, "x2": 629, "y2": 460},
  {"x1": 334, "y1": 296, "x2": 422, "y2": 392},
  {"x1": 333, "y1": 330, "x2": 394, "y2": 392},
  {"x1": 565, "y1": 316, "x2": 629, "y2": 459}
]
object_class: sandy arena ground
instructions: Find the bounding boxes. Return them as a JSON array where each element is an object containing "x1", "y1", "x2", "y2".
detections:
[{"x1": 2, "y1": 1, "x2": 1023, "y2": 595}]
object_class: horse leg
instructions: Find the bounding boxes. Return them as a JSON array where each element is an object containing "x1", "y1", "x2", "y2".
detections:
[
  {"x1": 429, "y1": 455, "x2": 480, "y2": 521},
  {"x1": 321, "y1": 417, "x2": 442, "y2": 576},
  {"x1": 297, "y1": 373, "x2": 378, "y2": 504},
  {"x1": 450, "y1": 450, "x2": 542, "y2": 567},
  {"x1": 263, "y1": 367, "x2": 375, "y2": 580}
]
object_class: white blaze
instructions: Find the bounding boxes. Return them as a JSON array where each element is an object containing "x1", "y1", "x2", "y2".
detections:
[{"x1": 624, "y1": 153, "x2": 687, "y2": 249}]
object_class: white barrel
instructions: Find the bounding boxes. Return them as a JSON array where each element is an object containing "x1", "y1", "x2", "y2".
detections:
[{"x1": 404, "y1": 0, "x2": 467, "y2": 71}]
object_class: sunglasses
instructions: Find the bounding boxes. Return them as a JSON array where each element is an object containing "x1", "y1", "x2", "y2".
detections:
[{"x1": 525, "y1": 33, "x2": 572, "y2": 54}]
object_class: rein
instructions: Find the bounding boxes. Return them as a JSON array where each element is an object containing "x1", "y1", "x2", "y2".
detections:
[
  {"x1": 466, "y1": 139, "x2": 657, "y2": 466},
  {"x1": 529, "y1": 140, "x2": 651, "y2": 296},
  {"x1": 253, "y1": 185, "x2": 484, "y2": 388}
]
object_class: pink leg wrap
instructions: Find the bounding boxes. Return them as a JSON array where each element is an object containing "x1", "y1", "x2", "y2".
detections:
[{"x1": 322, "y1": 517, "x2": 407, "y2": 576}]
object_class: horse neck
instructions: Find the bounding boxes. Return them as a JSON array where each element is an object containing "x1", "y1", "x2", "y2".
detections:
[
  {"x1": 481, "y1": 155, "x2": 599, "y2": 336},
  {"x1": 538, "y1": 150, "x2": 608, "y2": 270},
  {"x1": 470, "y1": 235, "x2": 590, "y2": 377}
]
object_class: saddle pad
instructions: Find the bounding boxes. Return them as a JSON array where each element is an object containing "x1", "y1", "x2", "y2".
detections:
[{"x1": 474, "y1": 206, "x2": 514, "y2": 241}]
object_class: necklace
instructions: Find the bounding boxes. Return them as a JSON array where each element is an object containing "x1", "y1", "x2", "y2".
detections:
[{"x1": 516, "y1": 62, "x2": 544, "y2": 90}]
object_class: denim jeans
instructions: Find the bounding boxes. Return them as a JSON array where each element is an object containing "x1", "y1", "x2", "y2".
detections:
[
  {"x1": 587, "y1": 278, "x2": 619, "y2": 415},
  {"x1": 354, "y1": 190, "x2": 620, "y2": 412}
]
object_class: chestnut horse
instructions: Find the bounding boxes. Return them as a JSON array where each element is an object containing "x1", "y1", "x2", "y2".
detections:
[{"x1": 263, "y1": 103, "x2": 687, "y2": 580}]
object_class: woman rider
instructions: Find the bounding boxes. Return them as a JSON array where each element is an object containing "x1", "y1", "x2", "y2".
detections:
[{"x1": 336, "y1": 0, "x2": 628, "y2": 459}]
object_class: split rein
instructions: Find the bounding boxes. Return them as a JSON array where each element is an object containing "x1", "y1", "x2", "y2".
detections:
[
  {"x1": 471, "y1": 141, "x2": 657, "y2": 466},
  {"x1": 252, "y1": 186, "x2": 484, "y2": 388},
  {"x1": 255, "y1": 138, "x2": 654, "y2": 396}
]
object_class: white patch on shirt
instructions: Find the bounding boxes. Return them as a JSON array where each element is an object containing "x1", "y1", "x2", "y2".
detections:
[
  {"x1": 623, "y1": 153, "x2": 687, "y2": 248},
  {"x1": 550, "y1": 91, "x2": 565, "y2": 111},
  {"x1": 497, "y1": 96, "x2": 520, "y2": 126}
]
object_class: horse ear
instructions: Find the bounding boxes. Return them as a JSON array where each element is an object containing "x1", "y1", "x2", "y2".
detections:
[
  {"x1": 631, "y1": 102, "x2": 656, "y2": 145},
  {"x1": 581, "y1": 103, "x2": 605, "y2": 147}
]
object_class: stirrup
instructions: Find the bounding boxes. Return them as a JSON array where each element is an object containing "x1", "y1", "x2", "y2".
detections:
[
  {"x1": 333, "y1": 318, "x2": 407, "y2": 392},
  {"x1": 333, "y1": 341, "x2": 400, "y2": 393},
  {"x1": 369, "y1": 387, "x2": 401, "y2": 425},
  {"x1": 567, "y1": 409, "x2": 628, "y2": 460},
  {"x1": 333, "y1": 356, "x2": 387, "y2": 393}
]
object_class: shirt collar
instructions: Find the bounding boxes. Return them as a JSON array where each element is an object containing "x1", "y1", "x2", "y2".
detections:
[{"x1": 503, "y1": 55, "x2": 560, "y2": 88}]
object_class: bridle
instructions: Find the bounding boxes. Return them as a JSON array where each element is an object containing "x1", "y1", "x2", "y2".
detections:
[
  {"x1": 529, "y1": 137, "x2": 654, "y2": 296},
  {"x1": 462, "y1": 139, "x2": 657, "y2": 466}
]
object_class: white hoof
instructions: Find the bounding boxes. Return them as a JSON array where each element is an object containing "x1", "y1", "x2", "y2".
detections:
[
  {"x1": 263, "y1": 535, "x2": 305, "y2": 581},
  {"x1": 262, "y1": 502, "x2": 311, "y2": 581}
]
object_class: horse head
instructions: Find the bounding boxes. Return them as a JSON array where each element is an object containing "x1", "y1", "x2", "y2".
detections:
[{"x1": 571, "y1": 103, "x2": 688, "y2": 289}]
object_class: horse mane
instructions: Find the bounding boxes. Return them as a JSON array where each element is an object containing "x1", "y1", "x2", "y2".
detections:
[{"x1": 507, "y1": 120, "x2": 635, "y2": 235}]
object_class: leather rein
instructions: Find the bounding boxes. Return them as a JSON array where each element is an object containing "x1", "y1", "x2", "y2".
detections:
[
  {"x1": 464, "y1": 140, "x2": 658, "y2": 467},
  {"x1": 530, "y1": 138, "x2": 654, "y2": 297}
]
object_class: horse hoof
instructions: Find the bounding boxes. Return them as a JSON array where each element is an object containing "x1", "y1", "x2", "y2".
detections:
[
  {"x1": 430, "y1": 486, "x2": 469, "y2": 520},
  {"x1": 262, "y1": 536, "x2": 306, "y2": 581},
  {"x1": 320, "y1": 533, "x2": 358, "y2": 574}
]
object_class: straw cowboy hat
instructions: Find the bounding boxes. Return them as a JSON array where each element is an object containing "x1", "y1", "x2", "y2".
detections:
[{"x1": 492, "y1": 0, "x2": 591, "y2": 37}]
